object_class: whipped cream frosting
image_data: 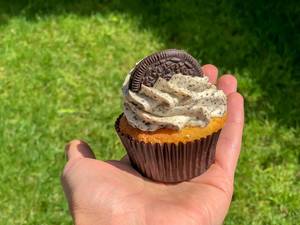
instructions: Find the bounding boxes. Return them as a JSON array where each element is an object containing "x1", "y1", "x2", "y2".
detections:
[{"x1": 122, "y1": 73, "x2": 227, "y2": 131}]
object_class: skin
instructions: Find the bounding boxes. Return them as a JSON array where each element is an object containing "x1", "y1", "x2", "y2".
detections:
[{"x1": 61, "y1": 64, "x2": 244, "y2": 225}]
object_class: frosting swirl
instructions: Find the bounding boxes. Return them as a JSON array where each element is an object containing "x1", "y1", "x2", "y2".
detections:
[{"x1": 123, "y1": 73, "x2": 227, "y2": 131}]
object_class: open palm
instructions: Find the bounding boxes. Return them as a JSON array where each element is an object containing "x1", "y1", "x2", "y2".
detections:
[{"x1": 62, "y1": 65, "x2": 244, "y2": 225}]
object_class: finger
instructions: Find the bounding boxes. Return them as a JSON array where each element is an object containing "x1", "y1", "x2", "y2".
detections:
[
  {"x1": 202, "y1": 64, "x2": 218, "y2": 84},
  {"x1": 217, "y1": 74, "x2": 237, "y2": 95},
  {"x1": 215, "y1": 92, "x2": 244, "y2": 177},
  {"x1": 65, "y1": 139, "x2": 95, "y2": 161}
]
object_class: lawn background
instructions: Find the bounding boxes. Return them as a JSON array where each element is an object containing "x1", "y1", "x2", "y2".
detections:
[{"x1": 0, "y1": 0, "x2": 299, "y2": 224}]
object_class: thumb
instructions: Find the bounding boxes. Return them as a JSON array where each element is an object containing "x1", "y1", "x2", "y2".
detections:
[
  {"x1": 62, "y1": 140, "x2": 95, "y2": 211},
  {"x1": 62, "y1": 140, "x2": 96, "y2": 184},
  {"x1": 65, "y1": 139, "x2": 95, "y2": 161}
]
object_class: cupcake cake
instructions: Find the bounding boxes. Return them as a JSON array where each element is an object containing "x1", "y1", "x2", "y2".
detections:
[{"x1": 115, "y1": 49, "x2": 227, "y2": 183}]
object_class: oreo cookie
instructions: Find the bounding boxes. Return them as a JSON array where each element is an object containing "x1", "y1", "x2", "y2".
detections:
[{"x1": 129, "y1": 49, "x2": 203, "y2": 92}]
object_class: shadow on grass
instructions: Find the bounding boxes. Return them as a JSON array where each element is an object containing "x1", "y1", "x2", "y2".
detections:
[{"x1": 1, "y1": 0, "x2": 299, "y2": 128}]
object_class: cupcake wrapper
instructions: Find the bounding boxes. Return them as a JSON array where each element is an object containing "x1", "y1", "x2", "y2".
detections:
[{"x1": 115, "y1": 114, "x2": 221, "y2": 183}]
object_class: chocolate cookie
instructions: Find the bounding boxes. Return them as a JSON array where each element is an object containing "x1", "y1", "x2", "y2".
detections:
[{"x1": 129, "y1": 49, "x2": 203, "y2": 92}]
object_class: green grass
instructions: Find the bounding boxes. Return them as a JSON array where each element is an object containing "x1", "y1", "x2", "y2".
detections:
[{"x1": 0, "y1": 0, "x2": 299, "y2": 224}]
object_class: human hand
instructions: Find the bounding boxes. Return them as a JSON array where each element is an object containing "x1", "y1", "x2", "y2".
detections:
[{"x1": 61, "y1": 64, "x2": 244, "y2": 225}]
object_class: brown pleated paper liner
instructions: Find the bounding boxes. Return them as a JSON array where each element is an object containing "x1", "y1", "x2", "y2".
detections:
[{"x1": 115, "y1": 114, "x2": 221, "y2": 183}]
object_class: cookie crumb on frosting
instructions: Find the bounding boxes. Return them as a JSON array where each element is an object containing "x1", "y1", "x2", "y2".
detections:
[{"x1": 123, "y1": 73, "x2": 227, "y2": 131}]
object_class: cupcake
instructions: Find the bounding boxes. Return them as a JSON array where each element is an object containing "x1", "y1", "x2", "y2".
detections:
[{"x1": 115, "y1": 49, "x2": 227, "y2": 183}]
